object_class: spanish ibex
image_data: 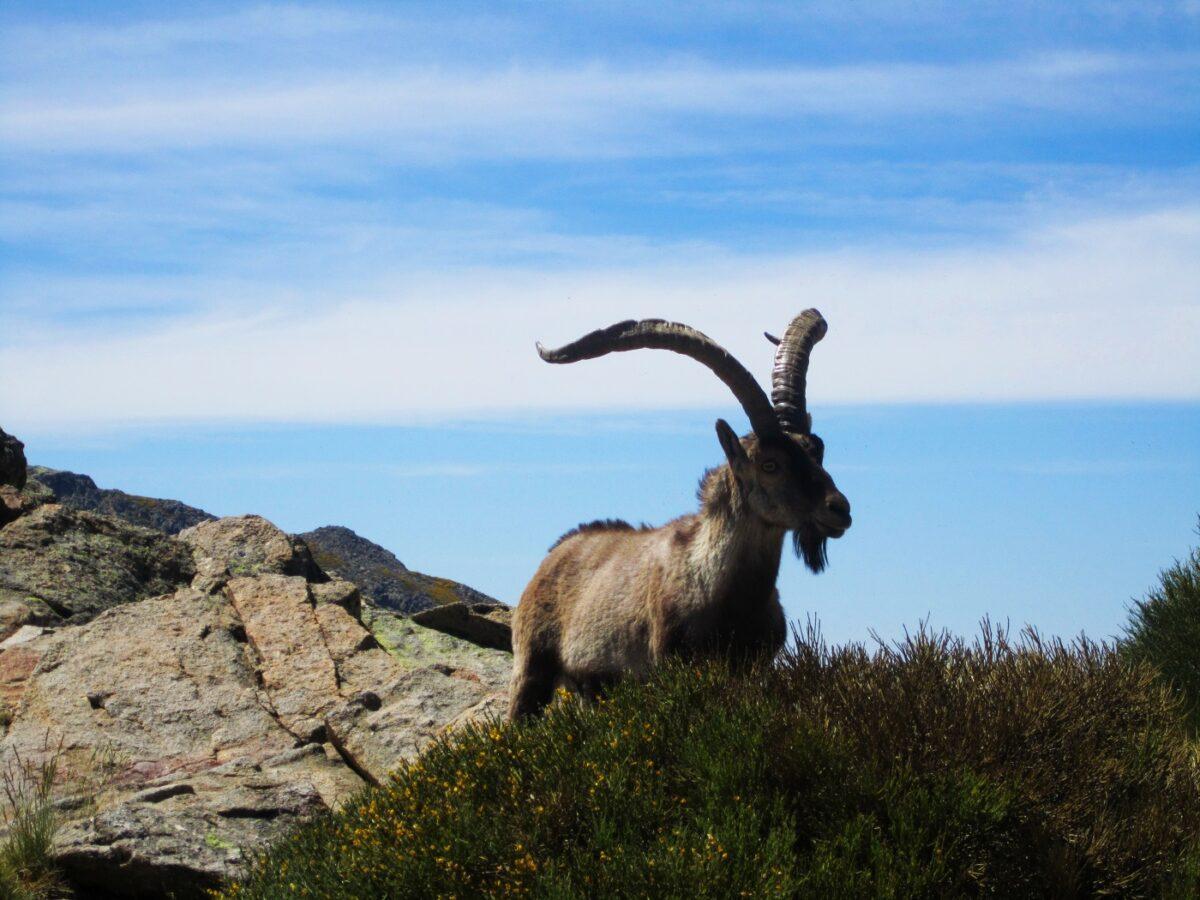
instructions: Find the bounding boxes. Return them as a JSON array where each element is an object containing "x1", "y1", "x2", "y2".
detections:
[{"x1": 508, "y1": 310, "x2": 851, "y2": 719}]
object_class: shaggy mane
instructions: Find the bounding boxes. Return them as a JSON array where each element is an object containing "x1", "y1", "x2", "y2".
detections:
[{"x1": 549, "y1": 518, "x2": 648, "y2": 551}]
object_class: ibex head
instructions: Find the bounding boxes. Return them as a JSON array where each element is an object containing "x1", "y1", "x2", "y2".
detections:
[{"x1": 536, "y1": 309, "x2": 851, "y2": 573}]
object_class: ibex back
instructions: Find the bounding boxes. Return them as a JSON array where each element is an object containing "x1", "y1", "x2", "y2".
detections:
[{"x1": 508, "y1": 311, "x2": 851, "y2": 719}]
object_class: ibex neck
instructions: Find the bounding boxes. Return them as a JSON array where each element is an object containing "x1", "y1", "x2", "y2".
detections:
[{"x1": 691, "y1": 465, "x2": 785, "y2": 601}]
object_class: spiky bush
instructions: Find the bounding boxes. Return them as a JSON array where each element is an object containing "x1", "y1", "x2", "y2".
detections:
[
  {"x1": 222, "y1": 624, "x2": 1200, "y2": 899},
  {"x1": 1123, "y1": 521, "x2": 1200, "y2": 731}
]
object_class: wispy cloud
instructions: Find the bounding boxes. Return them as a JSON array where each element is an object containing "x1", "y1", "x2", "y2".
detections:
[
  {"x1": 3, "y1": 3, "x2": 1197, "y2": 156},
  {"x1": 3, "y1": 206, "x2": 1196, "y2": 428},
  {"x1": 4, "y1": 53, "x2": 1196, "y2": 156}
]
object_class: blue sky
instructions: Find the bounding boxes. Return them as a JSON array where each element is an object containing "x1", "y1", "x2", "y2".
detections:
[{"x1": 2, "y1": 2, "x2": 1198, "y2": 642}]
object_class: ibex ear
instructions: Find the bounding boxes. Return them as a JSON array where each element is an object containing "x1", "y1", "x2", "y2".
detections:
[{"x1": 715, "y1": 419, "x2": 748, "y2": 471}]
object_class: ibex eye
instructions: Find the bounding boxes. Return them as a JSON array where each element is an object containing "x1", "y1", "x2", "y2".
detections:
[{"x1": 761, "y1": 460, "x2": 778, "y2": 473}]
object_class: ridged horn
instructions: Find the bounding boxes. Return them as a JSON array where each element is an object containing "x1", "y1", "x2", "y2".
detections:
[
  {"x1": 537, "y1": 319, "x2": 781, "y2": 439},
  {"x1": 770, "y1": 309, "x2": 827, "y2": 434}
]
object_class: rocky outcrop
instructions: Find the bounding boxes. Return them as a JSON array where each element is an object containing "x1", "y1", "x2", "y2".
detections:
[
  {"x1": 180, "y1": 515, "x2": 326, "y2": 587},
  {"x1": 325, "y1": 667, "x2": 508, "y2": 785},
  {"x1": 0, "y1": 479, "x2": 51, "y2": 528},
  {"x1": 300, "y1": 525, "x2": 503, "y2": 614},
  {"x1": 411, "y1": 601, "x2": 514, "y2": 652},
  {"x1": 12, "y1": 458, "x2": 497, "y2": 617},
  {"x1": 0, "y1": 504, "x2": 194, "y2": 631},
  {"x1": 0, "y1": 427, "x2": 48, "y2": 526},
  {"x1": 53, "y1": 754, "x2": 335, "y2": 899},
  {"x1": 0, "y1": 512, "x2": 511, "y2": 897},
  {"x1": 0, "y1": 431, "x2": 516, "y2": 895},
  {"x1": 0, "y1": 427, "x2": 26, "y2": 489},
  {"x1": 28, "y1": 467, "x2": 215, "y2": 535}
]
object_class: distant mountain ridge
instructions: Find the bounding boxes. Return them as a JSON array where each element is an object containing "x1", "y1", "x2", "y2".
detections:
[
  {"x1": 24, "y1": 466, "x2": 502, "y2": 614},
  {"x1": 299, "y1": 525, "x2": 501, "y2": 614},
  {"x1": 28, "y1": 467, "x2": 215, "y2": 535}
]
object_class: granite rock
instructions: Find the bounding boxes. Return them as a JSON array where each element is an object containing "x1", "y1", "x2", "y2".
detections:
[
  {"x1": 0, "y1": 504, "x2": 194, "y2": 629},
  {"x1": 0, "y1": 513, "x2": 511, "y2": 897}
]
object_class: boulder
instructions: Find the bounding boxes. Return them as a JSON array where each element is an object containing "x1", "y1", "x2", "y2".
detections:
[
  {"x1": 53, "y1": 748, "x2": 347, "y2": 899},
  {"x1": 311, "y1": 577, "x2": 362, "y2": 617},
  {"x1": 0, "y1": 512, "x2": 511, "y2": 897},
  {"x1": 0, "y1": 432, "x2": 52, "y2": 527},
  {"x1": 29, "y1": 467, "x2": 215, "y2": 535},
  {"x1": 411, "y1": 601, "x2": 513, "y2": 652},
  {"x1": 0, "y1": 600, "x2": 35, "y2": 641},
  {"x1": 0, "y1": 624, "x2": 52, "y2": 648},
  {"x1": 179, "y1": 515, "x2": 325, "y2": 585},
  {"x1": 0, "y1": 637, "x2": 44, "y2": 713},
  {"x1": 0, "y1": 475, "x2": 55, "y2": 527},
  {"x1": 0, "y1": 504, "x2": 194, "y2": 628},
  {"x1": 364, "y1": 605, "x2": 512, "y2": 684},
  {"x1": 0, "y1": 486, "x2": 22, "y2": 526},
  {"x1": 0, "y1": 427, "x2": 26, "y2": 489},
  {"x1": 226, "y1": 575, "x2": 342, "y2": 743}
]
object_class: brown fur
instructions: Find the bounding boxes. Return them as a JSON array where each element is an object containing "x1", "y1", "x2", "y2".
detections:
[{"x1": 508, "y1": 427, "x2": 850, "y2": 719}]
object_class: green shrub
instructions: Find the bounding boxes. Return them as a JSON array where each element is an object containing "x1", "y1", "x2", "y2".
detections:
[
  {"x1": 1122, "y1": 521, "x2": 1200, "y2": 730},
  {"x1": 223, "y1": 624, "x2": 1200, "y2": 899}
]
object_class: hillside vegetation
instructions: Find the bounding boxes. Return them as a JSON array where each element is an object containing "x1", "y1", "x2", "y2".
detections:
[
  {"x1": 224, "y1": 620, "x2": 1200, "y2": 898},
  {"x1": 1123, "y1": 521, "x2": 1200, "y2": 732}
]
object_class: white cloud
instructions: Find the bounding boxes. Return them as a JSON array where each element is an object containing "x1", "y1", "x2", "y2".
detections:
[
  {"x1": 3, "y1": 206, "x2": 1197, "y2": 429},
  {"x1": 3, "y1": 52, "x2": 1195, "y2": 156}
]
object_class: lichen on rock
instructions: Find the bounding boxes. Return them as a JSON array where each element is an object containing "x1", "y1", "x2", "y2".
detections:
[{"x1": 0, "y1": 504, "x2": 195, "y2": 631}]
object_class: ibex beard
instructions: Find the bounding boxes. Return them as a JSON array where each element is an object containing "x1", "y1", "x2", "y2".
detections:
[{"x1": 508, "y1": 310, "x2": 851, "y2": 720}]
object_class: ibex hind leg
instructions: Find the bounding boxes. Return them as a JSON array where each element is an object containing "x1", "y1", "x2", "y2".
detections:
[
  {"x1": 575, "y1": 672, "x2": 620, "y2": 704},
  {"x1": 507, "y1": 647, "x2": 560, "y2": 721}
]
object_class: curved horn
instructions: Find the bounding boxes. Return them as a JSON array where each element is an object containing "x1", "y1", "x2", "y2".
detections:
[
  {"x1": 537, "y1": 319, "x2": 781, "y2": 439},
  {"x1": 770, "y1": 308, "x2": 827, "y2": 434}
]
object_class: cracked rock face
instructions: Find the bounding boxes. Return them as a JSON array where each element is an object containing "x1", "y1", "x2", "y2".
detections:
[
  {"x1": 53, "y1": 761, "x2": 331, "y2": 899},
  {"x1": 0, "y1": 513, "x2": 511, "y2": 898}
]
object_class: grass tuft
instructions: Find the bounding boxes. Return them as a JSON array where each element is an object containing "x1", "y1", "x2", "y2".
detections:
[{"x1": 0, "y1": 748, "x2": 62, "y2": 900}]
